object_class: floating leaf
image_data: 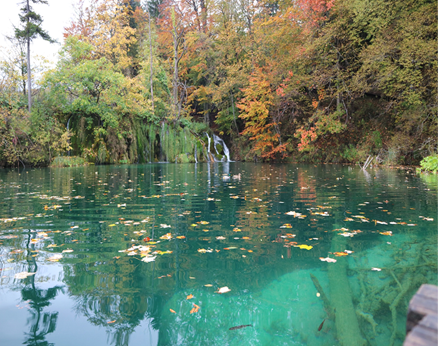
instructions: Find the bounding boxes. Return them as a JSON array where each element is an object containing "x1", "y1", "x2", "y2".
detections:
[
  {"x1": 160, "y1": 224, "x2": 171, "y2": 228},
  {"x1": 14, "y1": 272, "x2": 36, "y2": 279},
  {"x1": 108, "y1": 224, "x2": 116, "y2": 227},
  {"x1": 176, "y1": 236, "x2": 186, "y2": 239},
  {"x1": 187, "y1": 294, "x2": 194, "y2": 300},
  {"x1": 170, "y1": 309, "x2": 176, "y2": 313},
  {"x1": 371, "y1": 267, "x2": 382, "y2": 271},
  {"x1": 319, "y1": 257, "x2": 337, "y2": 263},
  {"x1": 204, "y1": 284, "x2": 213, "y2": 287},
  {"x1": 294, "y1": 244, "x2": 313, "y2": 250},
  {"x1": 233, "y1": 228, "x2": 241, "y2": 232},
  {"x1": 107, "y1": 320, "x2": 116, "y2": 324},
  {"x1": 190, "y1": 303, "x2": 200, "y2": 314},
  {"x1": 47, "y1": 254, "x2": 63, "y2": 262},
  {"x1": 216, "y1": 236, "x2": 226, "y2": 240},
  {"x1": 141, "y1": 256, "x2": 156, "y2": 263},
  {"x1": 379, "y1": 231, "x2": 392, "y2": 236},
  {"x1": 216, "y1": 286, "x2": 231, "y2": 294},
  {"x1": 332, "y1": 251, "x2": 349, "y2": 257},
  {"x1": 160, "y1": 233, "x2": 172, "y2": 240}
]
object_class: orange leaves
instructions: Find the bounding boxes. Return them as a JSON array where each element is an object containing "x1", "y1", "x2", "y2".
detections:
[
  {"x1": 170, "y1": 309, "x2": 176, "y2": 313},
  {"x1": 186, "y1": 294, "x2": 194, "y2": 300},
  {"x1": 190, "y1": 304, "x2": 200, "y2": 314}
]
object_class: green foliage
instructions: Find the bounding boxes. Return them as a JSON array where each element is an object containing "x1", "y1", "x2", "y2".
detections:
[{"x1": 418, "y1": 155, "x2": 438, "y2": 173}]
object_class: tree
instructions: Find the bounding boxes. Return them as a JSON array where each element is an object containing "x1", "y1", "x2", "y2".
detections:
[{"x1": 14, "y1": 0, "x2": 55, "y2": 113}]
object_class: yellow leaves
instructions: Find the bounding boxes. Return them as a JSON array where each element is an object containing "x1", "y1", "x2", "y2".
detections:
[
  {"x1": 198, "y1": 248, "x2": 213, "y2": 253},
  {"x1": 176, "y1": 236, "x2": 186, "y2": 239},
  {"x1": 160, "y1": 233, "x2": 172, "y2": 240},
  {"x1": 108, "y1": 224, "x2": 116, "y2": 227},
  {"x1": 170, "y1": 309, "x2": 176, "y2": 314},
  {"x1": 379, "y1": 231, "x2": 393, "y2": 236},
  {"x1": 204, "y1": 284, "x2": 213, "y2": 287},
  {"x1": 156, "y1": 250, "x2": 173, "y2": 255},
  {"x1": 280, "y1": 223, "x2": 292, "y2": 228},
  {"x1": 186, "y1": 294, "x2": 194, "y2": 300},
  {"x1": 233, "y1": 227, "x2": 241, "y2": 232},
  {"x1": 332, "y1": 252, "x2": 349, "y2": 257},
  {"x1": 198, "y1": 221, "x2": 209, "y2": 225},
  {"x1": 293, "y1": 244, "x2": 312, "y2": 250}
]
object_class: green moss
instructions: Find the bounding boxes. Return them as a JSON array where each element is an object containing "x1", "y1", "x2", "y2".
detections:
[{"x1": 50, "y1": 156, "x2": 88, "y2": 167}]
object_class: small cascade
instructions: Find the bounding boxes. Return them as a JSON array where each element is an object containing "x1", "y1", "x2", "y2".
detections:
[
  {"x1": 205, "y1": 132, "x2": 213, "y2": 162},
  {"x1": 194, "y1": 143, "x2": 198, "y2": 163},
  {"x1": 213, "y1": 134, "x2": 231, "y2": 162},
  {"x1": 160, "y1": 122, "x2": 166, "y2": 162},
  {"x1": 66, "y1": 117, "x2": 71, "y2": 156}
]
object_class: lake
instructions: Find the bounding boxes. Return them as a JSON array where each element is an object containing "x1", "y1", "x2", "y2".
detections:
[{"x1": 0, "y1": 162, "x2": 437, "y2": 346}]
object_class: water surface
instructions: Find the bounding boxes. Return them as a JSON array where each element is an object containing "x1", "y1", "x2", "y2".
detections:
[{"x1": 0, "y1": 163, "x2": 437, "y2": 345}]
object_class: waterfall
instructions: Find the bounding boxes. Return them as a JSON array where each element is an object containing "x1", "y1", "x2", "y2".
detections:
[
  {"x1": 194, "y1": 143, "x2": 198, "y2": 163},
  {"x1": 213, "y1": 134, "x2": 231, "y2": 162},
  {"x1": 205, "y1": 132, "x2": 212, "y2": 162},
  {"x1": 160, "y1": 122, "x2": 166, "y2": 162},
  {"x1": 66, "y1": 117, "x2": 71, "y2": 157}
]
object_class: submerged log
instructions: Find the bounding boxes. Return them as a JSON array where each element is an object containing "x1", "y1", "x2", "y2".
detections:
[{"x1": 328, "y1": 235, "x2": 366, "y2": 345}]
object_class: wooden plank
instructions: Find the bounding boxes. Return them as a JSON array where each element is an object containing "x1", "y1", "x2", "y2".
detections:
[
  {"x1": 407, "y1": 284, "x2": 438, "y2": 334},
  {"x1": 404, "y1": 319, "x2": 438, "y2": 346},
  {"x1": 417, "y1": 284, "x2": 438, "y2": 301},
  {"x1": 418, "y1": 314, "x2": 438, "y2": 331}
]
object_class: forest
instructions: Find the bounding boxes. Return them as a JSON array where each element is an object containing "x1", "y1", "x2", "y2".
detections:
[{"x1": 0, "y1": 0, "x2": 437, "y2": 167}]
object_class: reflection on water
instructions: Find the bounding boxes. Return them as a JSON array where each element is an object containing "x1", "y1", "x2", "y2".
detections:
[{"x1": 0, "y1": 163, "x2": 437, "y2": 345}]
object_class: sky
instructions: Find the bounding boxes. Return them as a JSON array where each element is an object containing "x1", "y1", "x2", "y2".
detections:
[{"x1": 0, "y1": 0, "x2": 78, "y2": 66}]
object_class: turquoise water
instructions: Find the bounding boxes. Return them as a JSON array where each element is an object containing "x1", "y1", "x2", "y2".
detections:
[{"x1": 0, "y1": 163, "x2": 437, "y2": 345}]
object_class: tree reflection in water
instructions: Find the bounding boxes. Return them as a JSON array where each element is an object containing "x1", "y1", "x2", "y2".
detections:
[{"x1": 21, "y1": 235, "x2": 64, "y2": 346}]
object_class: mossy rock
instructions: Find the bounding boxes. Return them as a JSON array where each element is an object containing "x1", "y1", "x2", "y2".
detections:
[{"x1": 176, "y1": 153, "x2": 190, "y2": 163}]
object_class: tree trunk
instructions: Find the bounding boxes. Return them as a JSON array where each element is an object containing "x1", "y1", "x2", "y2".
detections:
[
  {"x1": 26, "y1": 0, "x2": 32, "y2": 113},
  {"x1": 148, "y1": 12, "x2": 154, "y2": 113}
]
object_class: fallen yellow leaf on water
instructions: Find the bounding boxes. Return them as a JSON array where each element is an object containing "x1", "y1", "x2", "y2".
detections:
[
  {"x1": 199, "y1": 221, "x2": 209, "y2": 225},
  {"x1": 294, "y1": 244, "x2": 313, "y2": 250},
  {"x1": 233, "y1": 228, "x2": 241, "y2": 232},
  {"x1": 191, "y1": 224, "x2": 197, "y2": 227},
  {"x1": 332, "y1": 252, "x2": 349, "y2": 257},
  {"x1": 176, "y1": 236, "x2": 186, "y2": 239},
  {"x1": 204, "y1": 284, "x2": 213, "y2": 287},
  {"x1": 170, "y1": 309, "x2": 176, "y2": 313},
  {"x1": 107, "y1": 320, "x2": 116, "y2": 324},
  {"x1": 242, "y1": 236, "x2": 251, "y2": 240},
  {"x1": 187, "y1": 294, "x2": 194, "y2": 300},
  {"x1": 108, "y1": 224, "x2": 116, "y2": 227},
  {"x1": 379, "y1": 231, "x2": 393, "y2": 236}
]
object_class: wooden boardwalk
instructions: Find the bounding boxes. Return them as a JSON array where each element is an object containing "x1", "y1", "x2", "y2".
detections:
[{"x1": 404, "y1": 284, "x2": 438, "y2": 346}]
